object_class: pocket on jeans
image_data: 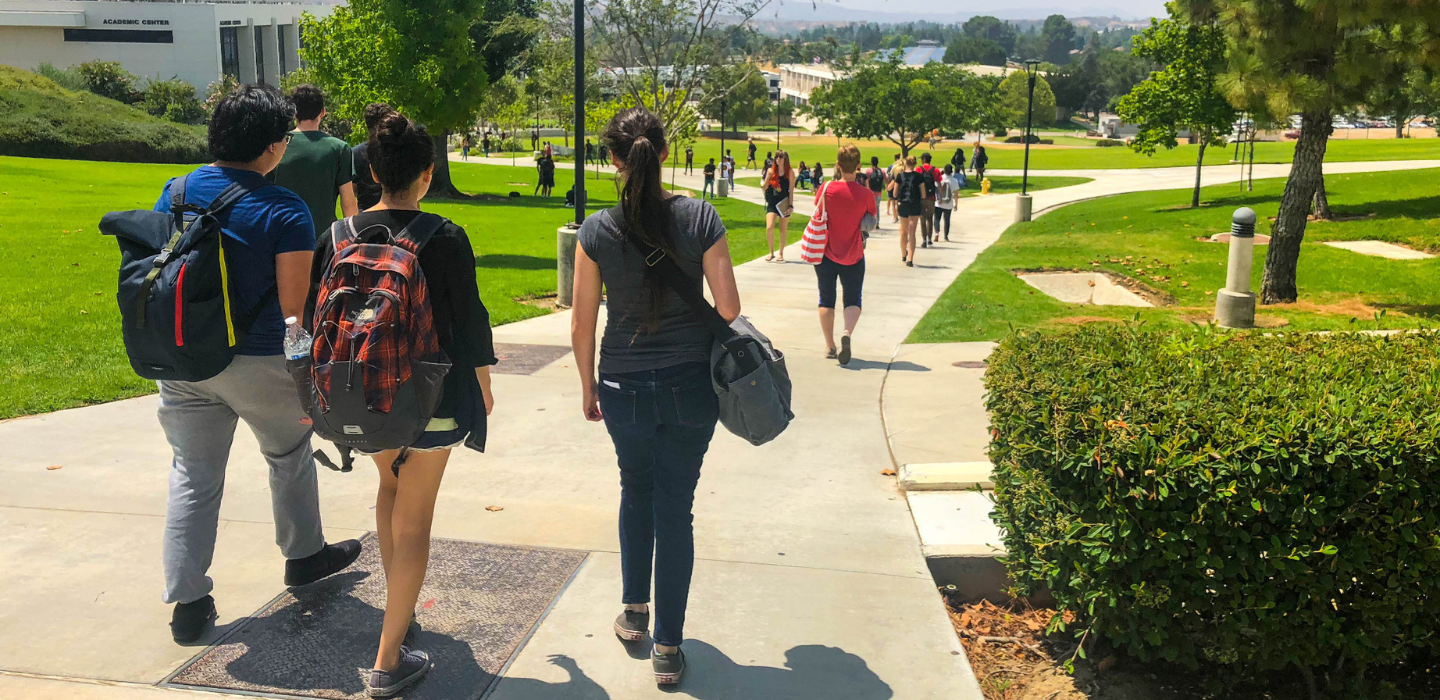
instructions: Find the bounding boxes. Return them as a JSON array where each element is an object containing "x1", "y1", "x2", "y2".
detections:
[
  {"x1": 672, "y1": 382, "x2": 719, "y2": 428},
  {"x1": 599, "y1": 381, "x2": 638, "y2": 427}
]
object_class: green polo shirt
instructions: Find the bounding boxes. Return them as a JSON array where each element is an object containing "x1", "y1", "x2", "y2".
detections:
[{"x1": 269, "y1": 130, "x2": 354, "y2": 233}]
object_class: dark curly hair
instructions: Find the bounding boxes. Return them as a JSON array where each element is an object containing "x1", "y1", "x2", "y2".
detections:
[
  {"x1": 207, "y1": 84, "x2": 295, "y2": 163},
  {"x1": 363, "y1": 102, "x2": 395, "y2": 137},
  {"x1": 368, "y1": 112, "x2": 434, "y2": 193}
]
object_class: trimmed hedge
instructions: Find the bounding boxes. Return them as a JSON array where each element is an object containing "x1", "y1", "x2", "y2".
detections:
[
  {"x1": 1095, "y1": 138, "x2": 1126, "y2": 147},
  {"x1": 0, "y1": 65, "x2": 208, "y2": 164},
  {"x1": 987, "y1": 326, "x2": 1440, "y2": 684}
]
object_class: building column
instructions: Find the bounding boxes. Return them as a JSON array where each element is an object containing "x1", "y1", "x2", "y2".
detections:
[
  {"x1": 261, "y1": 22, "x2": 280, "y2": 86},
  {"x1": 238, "y1": 22, "x2": 258, "y2": 84},
  {"x1": 283, "y1": 23, "x2": 301, "y2": 74}
]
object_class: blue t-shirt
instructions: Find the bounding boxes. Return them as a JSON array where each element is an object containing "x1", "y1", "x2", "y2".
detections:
[{"x1": 154, "y1": 166, "x2": 316, "y2": 356}]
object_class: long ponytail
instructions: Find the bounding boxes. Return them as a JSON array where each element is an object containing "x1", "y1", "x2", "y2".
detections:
[{"x1": 602, "y1": 107, "x2": 672, "y2": 332}]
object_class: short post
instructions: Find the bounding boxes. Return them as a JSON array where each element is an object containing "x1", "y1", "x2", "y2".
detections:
[
  {"x1": 717, "y1": 177, "x2": 729, "y2": 199},
  {"x1": 1015, "y1": 193, "x2": 1033, "y2": 222},
  {"x1": 1214, "y1": 207, "x2": 1257, "y2": 328},
  {"x1": 556, "y1": 224, "x2": 578, "y2": 309}
]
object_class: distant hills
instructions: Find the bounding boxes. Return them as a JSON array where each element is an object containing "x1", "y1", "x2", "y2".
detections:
[{"x1": 749, "y1": 1, "x2": 1161, "y2": 26}]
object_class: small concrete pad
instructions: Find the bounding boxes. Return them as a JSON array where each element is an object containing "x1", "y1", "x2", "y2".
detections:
[
  {"x1": 167, "y1": 535, "x2": 587, "y2": 700},
  {"x1": 905, "y1": 491, "x2": 1005, "y2": 558},
  {"x1": 1323, "y1": 240, "x2": 1436, "y2": 260},
  {"x1": 899, "y1": 462, "x2": 994, "y2": 491},
  {"x1": 1016, "y1": 271, "x2": 1153, "y2": 307}
]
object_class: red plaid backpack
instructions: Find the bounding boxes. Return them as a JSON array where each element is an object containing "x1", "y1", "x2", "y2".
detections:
[{"x1": 290, "y1": 214, "x2": 452, "y2": 453}]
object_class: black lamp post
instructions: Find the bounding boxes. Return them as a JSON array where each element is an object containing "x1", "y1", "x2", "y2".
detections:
[
  {"x1": 1021, "y1": 59, "x2": 1039, "y2": 196},
  {"x1": 572, "y1": 0, "x2": 585, "y2": 225},
  {"x1": 719, "y1": 97, "x2": 727, "y2": 172}
]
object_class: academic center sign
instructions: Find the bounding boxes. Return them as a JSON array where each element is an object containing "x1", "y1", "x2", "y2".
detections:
[{"x1": 0, "y1": 0, "x2": 335, "y2": 90}]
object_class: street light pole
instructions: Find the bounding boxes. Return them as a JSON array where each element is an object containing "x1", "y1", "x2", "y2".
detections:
[
  {"x1": 1016, "y1": 59, "x2": 1040, "y2": 223},
  {"x1": 572, "y1": 0, "x2": 585, "y2": 226},
  {"x1": 719, "y1": 97, "x2": 727, "y2": 172}
]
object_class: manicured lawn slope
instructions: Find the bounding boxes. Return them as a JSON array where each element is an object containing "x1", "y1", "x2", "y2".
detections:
[
  {"x1": 909, "y1": 168, "x2": 1440, "y2": 343},
  {"x1": 0, "y1": 156, "x2": 766, "y2": 418}
]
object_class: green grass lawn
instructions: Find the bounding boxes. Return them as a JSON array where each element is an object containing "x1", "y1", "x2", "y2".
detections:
[
  {"x1": 679, "y1": 134, "x2": 1439, "y2": 174},
  {"x1": 0, "y1": 156, "x2": 767, "y2": 418},
  {"x1": 909, "y1": 168, "x2": 1440, "y2": 343},
  {"x1": 732, "y1": 174, "x2": 1093, "y2": 198}
]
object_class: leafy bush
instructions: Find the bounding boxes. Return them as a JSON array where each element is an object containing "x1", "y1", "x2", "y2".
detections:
[
  {"x1": 141, "y1": 78, "x2": 205, "y2": 125},
  {"x1": 987, "y1": 325, "x2": 1440, "y2": 690},
  {"x1": 1095, "y1": 138, "x2": 1126, "y2": 147},
  {"x1": 0, "y1": 65, "x2": 207, "y2": 163},
  {"x1": 203, "y1": 74, "x2": 242, "y2": 115},
  {"x1": 1004, "y1": 135, "x2": 1055, "y2": 145},
  {"x1": 35, "y1": 63, "x2": 87, "y2": 92},
  {"x1": 77, "y1": 60, "x2": 140, "y2": 104}
]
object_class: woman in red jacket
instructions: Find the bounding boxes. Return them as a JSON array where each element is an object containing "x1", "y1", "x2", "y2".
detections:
[{"x1": 813, "y1": 145, "x2": 877, "y2": 365}]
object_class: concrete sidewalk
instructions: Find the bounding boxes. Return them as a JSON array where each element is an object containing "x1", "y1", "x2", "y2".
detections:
[{"x1": 2, "y1": 158, "x2": 1429, "y2": 699}]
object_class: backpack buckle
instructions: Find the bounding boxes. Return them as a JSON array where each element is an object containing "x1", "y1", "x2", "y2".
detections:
[{"x1": 645, "y1": 248, "x2": 667, "y2": 267}]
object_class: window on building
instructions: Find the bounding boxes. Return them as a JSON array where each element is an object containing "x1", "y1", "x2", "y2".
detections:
[
  {"x1": 278, "y1": 28, "x2": 288, "y2": 75},
  {"x1": 254, "y1": 26, "x2": 266, "y2": 84},
  {"x1": 64, "y1": 29, "x2": 173, "y2": 44},
  {"x1": 220, "y1": 27, "x2": 240, "y2": 78}
]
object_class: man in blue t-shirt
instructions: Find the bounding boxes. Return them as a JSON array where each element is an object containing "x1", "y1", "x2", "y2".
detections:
[{"x1": 153, "y1": 84, "x2": 361, "y2": 645}]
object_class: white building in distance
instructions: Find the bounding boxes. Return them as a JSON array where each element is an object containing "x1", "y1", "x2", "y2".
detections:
[{"x1": 0, "y1": 0, "x2": 335, "y2": 91}]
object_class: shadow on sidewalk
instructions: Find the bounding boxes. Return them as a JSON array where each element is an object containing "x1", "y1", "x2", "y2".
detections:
[
  {"x1": 672, "y1": 640, "x2": 893, "y2": 699},
  {"x1": 841, "y1": 359, "x2": 930, "y2": 372},
  {"x1": 492, "y1": 654, "x2": 611, "y2": 699}
]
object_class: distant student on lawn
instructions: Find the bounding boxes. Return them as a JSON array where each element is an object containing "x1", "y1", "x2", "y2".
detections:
[
  {"x1": 482, "y1": 132, "x2": 491, "y2": 157},
  {"x1": 720, "y1": 155, "x2": 733, "y2": 190},
  {"x1": 702, "y1": 158, "x2": 717, "y2": 199},
  {"x1": 814, "y1": 145, "x2": 877, "y2": 366},
  {"x1": 950, "y1": 147, "x2": 966, "y2": 178},
  {"x1": 351, "y1": 102, "x2": 396, "y2": 211},
  {"x1": 812, "y1": 162, "x2": 825, "y2": 186},
  {"x1": 684, "y1": 145, "x2": 694, "y2": 175},
  {"x1": 746, "y1": 138, "x2": 758, "y2": 168},
  {"x1": 972, "y1": 144, "x2": 989, "y2": 181},
  {"x1": 269, "y1": 84, "x2": 358, "y2": 233},
  {"x1": 155, "y1": 84, "x2": 361, "y2": 645},
  {"x1": 536, "y1": 151, "x2": 556, "y2": 198}
]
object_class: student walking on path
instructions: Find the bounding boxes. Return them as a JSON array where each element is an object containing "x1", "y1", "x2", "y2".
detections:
[
  {"x1": 270, "y1": 84, "x2": 358, "y2": 233},
  {"x1": 702, "y1": 158, "x2": 716, "y2": 199},
  {"x1": 934, "y1": 164, "x2": 957, "y2": 242},
  {"x1": 886, "y1": 154, "x2": 903, "y2": 222},
  {"x1": 891, "y1": 155, "x2": 930, "y2": 267},
  {"x1": 865, "y1": 156, "x2": 887, "y2": 216},
  {"x1": 460, "y1": 135, "x2": 472, "y2": 161},
  {"x1": 305, "y1": 112, "x2": 497, "y2": 698},
  {"x1": 483, "y1": 132, "x2": 492, "y2": 158},
  {"x1": 763, "y1": 151, "x2": 796, "y2": 262},
  {"x1": 746, "y1": 139, "x2": 758, "y2": 169},
  {"x1": 950, "y1": 147, "x2": 966, "y2": 180},
  {"x1": 814, "y1": 145, "x2": 877, "y2": 365},
  {"x1": 972, "y1": 144, "x2": 989, "y2": 182},
  {"x1": 351, "y1": 103, "x2": 395, "y2": 212},
  {"x1": 571, "y1": 107, "x2": 742, "y2": 687},
  {"x1": 684, "y1": 145, "x2": 694, "y2": 175},
  {"x1": 152, "y1": 84, "x2": 362, "y2": 645},
  {"x1": 916, "y1": 153, "x2": 940, "y2": 248}
]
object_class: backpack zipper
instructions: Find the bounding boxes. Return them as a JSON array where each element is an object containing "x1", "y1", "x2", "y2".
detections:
[{"x1": 174, "y1": 262, "x2": 187, "y2": 347}]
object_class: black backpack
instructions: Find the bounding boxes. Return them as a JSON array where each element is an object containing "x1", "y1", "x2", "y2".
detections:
[{"x1": 101, "y1": 174, "x2": 274, "y2": 382}]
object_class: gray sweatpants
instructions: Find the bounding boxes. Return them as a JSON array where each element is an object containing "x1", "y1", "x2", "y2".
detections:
[{"x1": 157, "y1": 354, "x2": 325, "y2": 604}]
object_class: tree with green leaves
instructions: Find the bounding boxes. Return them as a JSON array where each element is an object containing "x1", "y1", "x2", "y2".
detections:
[
  {"x1": 698, "y1": 64, "x2": 772, "y2": 126},
  {"x1": 944, "y1": 37, "x2": 1007, "y2": 67},
  {"x1": 1040, "y1": 15, "x2": 1077, "y2": 66},
  {"x1": 803, "y1": 56, "x2": 999, "y2": 158},
  {"x1": 1177, "y1": 0, "x2": 1440, "y2": 304},
  {"x1": 1116, "y1": 16, "x2": 1236, "y2": 208},
  {"x1": 301, "y1": 0, "x2": 535, "y2": 196},
  {"x1": 998, "y1": 70, "x2": 1056, "y2": 129},
  {"x1": 961, "y1": 16, "x2": 1018, "y2": 55}
]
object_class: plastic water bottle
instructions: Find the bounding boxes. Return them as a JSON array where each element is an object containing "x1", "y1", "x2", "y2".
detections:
[{"x1": 284, "y1": 316, "x2": 312, "y2": 361}]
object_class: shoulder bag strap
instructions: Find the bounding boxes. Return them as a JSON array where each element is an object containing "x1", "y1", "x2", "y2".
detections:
[{"x1": 605, "y1": 206, "x2": 738, "y2": 344}]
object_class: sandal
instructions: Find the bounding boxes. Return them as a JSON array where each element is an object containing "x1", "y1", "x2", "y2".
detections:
[{"x1": 825, "y1": 347, "x2": 838, "y2": 359}]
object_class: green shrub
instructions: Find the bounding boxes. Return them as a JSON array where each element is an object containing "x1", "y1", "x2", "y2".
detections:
[
  {"x1": 141, "y1": 78, "x2": 205, "y2": 125},
  {"x1": 77, "y1": 60, "x2": 140, "y2": 104},
  {"x1": 1095, "y1": 138, "x2": 1126, "y2": 147},
  {"x1": 986, "y1": 325, "x2": 1440, "y2": 688},
  {"x1": 0, "y1": 65, "x2": 207, "y2": 163},
  {"x1": 35, "y1": 63, "x2": 87, "y2": 92}
]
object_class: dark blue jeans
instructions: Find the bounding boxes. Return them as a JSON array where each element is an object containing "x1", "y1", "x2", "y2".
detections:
[{"x1": 598, "y1": 362, "x2": 719, "y2": 647}]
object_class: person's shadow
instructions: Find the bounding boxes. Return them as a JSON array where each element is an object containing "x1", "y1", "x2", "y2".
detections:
[
  {"x1": 668, "y1": 640, "x2": 893, "y2": 700},
  {"x1": 489, "y1": 654, "x2": 610, "y2": 699}
]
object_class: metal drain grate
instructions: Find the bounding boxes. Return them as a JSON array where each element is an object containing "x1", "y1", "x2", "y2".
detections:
[{"x1": 166, "y1": 535, "x2": 587, "y2": 700}]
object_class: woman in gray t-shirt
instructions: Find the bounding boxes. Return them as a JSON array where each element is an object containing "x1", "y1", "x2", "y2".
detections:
[{"x1": 571, "y1": 107, "x2": 741, "y2": 686}]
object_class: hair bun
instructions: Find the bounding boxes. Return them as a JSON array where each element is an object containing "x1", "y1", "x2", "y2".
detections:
[{"x1": 376, "y1": 113, "x2": 411, "y2": 144}]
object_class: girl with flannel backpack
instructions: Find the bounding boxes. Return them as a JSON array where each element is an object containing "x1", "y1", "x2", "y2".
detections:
[{"x1": 300, "y1": 113, "x2": 497, "y2": 698}]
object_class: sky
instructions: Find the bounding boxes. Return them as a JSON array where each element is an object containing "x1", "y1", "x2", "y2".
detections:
[{"x1": 763, "y1": 0, "x2": 1170, "y2": 22}]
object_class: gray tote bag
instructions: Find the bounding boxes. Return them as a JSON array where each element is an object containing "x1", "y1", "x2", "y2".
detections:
[{"x1": 608, "y1": 207, "x2": 794, "y2": 445}]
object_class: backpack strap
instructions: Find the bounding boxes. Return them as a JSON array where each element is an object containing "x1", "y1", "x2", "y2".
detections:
[{"x1": 394, "y1": 213, "x2": 446, "y2": 254}]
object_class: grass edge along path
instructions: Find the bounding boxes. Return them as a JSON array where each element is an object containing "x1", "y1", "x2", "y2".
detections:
[
  {"x1": 0, "y1": 156, "x2": 768, "y2": 419},
  {"x1": 909, "y1": 168, "x2": 1440, "y2": 343}
]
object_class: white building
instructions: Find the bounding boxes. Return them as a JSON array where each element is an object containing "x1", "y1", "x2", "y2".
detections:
[{"x1": 0, "y1": 0, "x2": 335, "y2": 92}]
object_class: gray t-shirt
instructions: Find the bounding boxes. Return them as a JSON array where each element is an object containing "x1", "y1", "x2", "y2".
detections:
[{"x1": 578, "y1": 197, "x2": 727, "y2": 374}]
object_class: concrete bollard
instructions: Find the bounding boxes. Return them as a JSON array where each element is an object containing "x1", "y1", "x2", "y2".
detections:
[
  {"x1": 1214, "y1": 207, "x2": 1257, "y2": 328},
  {"x1": 1015, "y1": 194, "x2": 1033, "y2": 223},
  {"x1": 557, "y1": 224, "x2": 579, "y2": 309},
  {"x1": 717, "y1": 178, "x2": 729, "y2": 199}
]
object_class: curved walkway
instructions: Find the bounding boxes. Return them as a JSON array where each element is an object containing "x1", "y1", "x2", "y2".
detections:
[{"x1": 1, "y1": 159, "x2": 1432, "y2": 699}]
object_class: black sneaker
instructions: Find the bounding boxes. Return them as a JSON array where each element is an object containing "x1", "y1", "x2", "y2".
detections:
[
  {"x1": 614, "y1": 609, "x2": 649, "y2": 642},
  {"x1": 367, "y1": 646, "x2": 432, "y2": 698},
  {"x1": 838, "y1": 335, "x2": 852, "y2": 366},
  {"x1": 171, "y1": 595, "x2": 217, "y2": 644},
  {"x1": 284, "y1": 540, "x2": 362, "y2": 587},
  {"x1": 653, "y1": 647, "x2": 686, "y2": 686}
]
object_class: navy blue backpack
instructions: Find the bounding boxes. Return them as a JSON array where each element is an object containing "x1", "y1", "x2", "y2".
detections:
[{"x1": 101, "y1": 175, "x2": 275, "y2": 382}]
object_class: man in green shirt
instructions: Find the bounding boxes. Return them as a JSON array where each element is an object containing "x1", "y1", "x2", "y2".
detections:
[{"x1": 269, "y1": 85, "x2": 357, "y2": 232}]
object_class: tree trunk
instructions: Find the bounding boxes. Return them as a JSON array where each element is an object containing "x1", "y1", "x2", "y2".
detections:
[
  {"x1": 1192, "y1": 139, "x2": 1207, "y2": 208},
  {"x1": 1396, "y1": 120, "x2": 1406, "y2": 139},
  {"x1": 430, "y1": 132, "x2": 463, "y2": 198},
  {"x1": 1312, "y1": 175, "x2": 1331, "y2": 220},
  {"x1": 1261, "y1": 108, "x2": 1332, "y2": 304}
]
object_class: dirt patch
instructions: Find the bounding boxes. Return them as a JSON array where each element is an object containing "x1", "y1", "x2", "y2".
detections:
[
  {"x1": 1180, "y1": 313, "x2": 1290, "y2": 328},
  {"x1": 1050, "y1": 316, "x2": 1123, "y2": 326},
  {"x1": 514, "y1": 293, "x2": 559, "y2": 310},
  {"x1": 1013, "y1": 267, "x2": 1176, "y2": 307},
  {"x1": 1268, "y1": 212, "x2": 1376, "y2": 223},
  {"x1": 1272, "y1": 298, "x2": 1381, "y2": 318}
]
